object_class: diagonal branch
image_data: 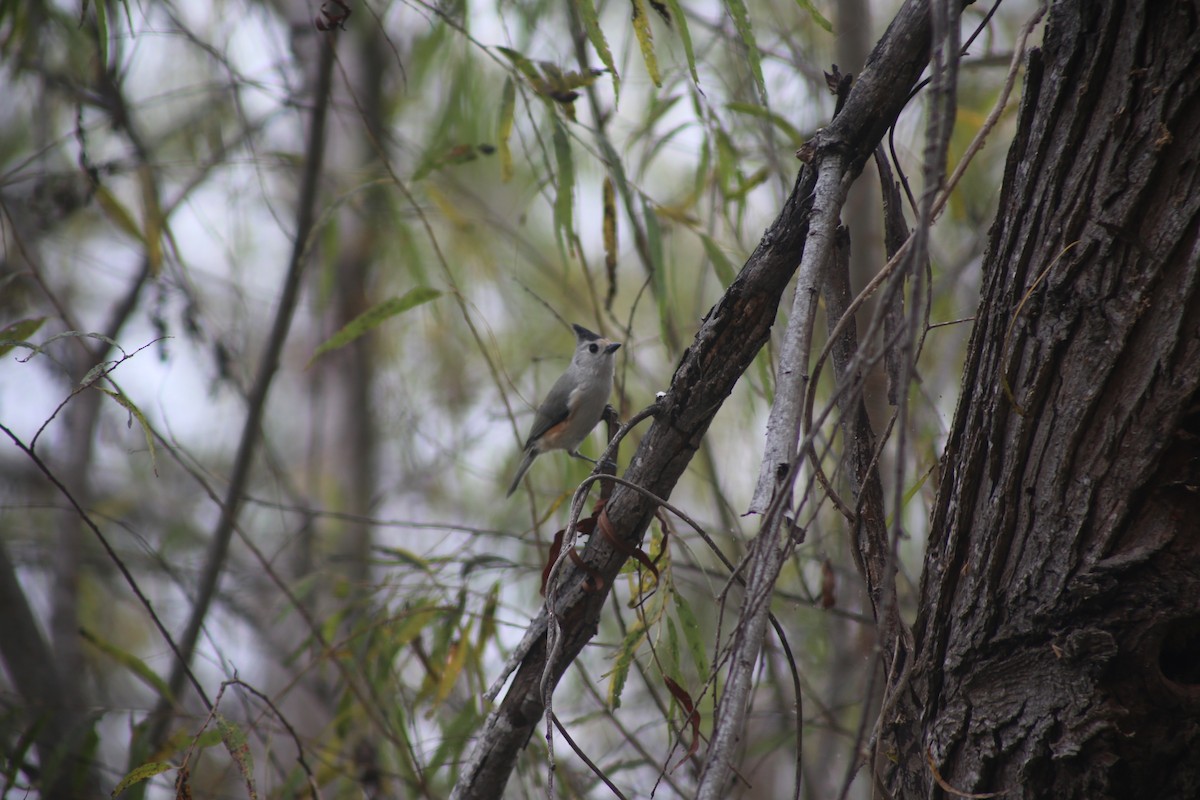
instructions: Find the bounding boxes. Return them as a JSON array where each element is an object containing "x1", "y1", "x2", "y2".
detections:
[{"x1": 451, "y1": 1, "x2": 957, "y2": 797}]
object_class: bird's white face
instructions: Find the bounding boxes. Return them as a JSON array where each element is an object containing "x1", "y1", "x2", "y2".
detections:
[{"x1": 573, "y1": 335, "x2": 621, "y2": 373}]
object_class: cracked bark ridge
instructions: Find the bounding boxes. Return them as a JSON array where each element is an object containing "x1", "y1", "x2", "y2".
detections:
[{"x1": 884, "y1": 2, "x2": 1200, "y2": 797}]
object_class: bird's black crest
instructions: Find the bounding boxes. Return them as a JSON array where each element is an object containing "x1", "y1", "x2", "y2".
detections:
[{"x1": 572, "y1": 324, "x2": 601, "y2": 342}]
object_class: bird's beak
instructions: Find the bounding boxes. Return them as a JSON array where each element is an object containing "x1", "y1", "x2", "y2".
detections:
[{"x1": 605, "y1": 342, "x2": 621, "y2": 354}]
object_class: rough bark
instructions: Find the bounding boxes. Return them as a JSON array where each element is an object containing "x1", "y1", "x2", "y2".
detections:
[{"x1": 884, "y1": 2, "x2": 1200, "y2": 797}]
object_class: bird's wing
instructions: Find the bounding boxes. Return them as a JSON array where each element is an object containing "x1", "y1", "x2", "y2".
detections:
[{"x1": 523, "y1": 373, "x2": 574, "y2": 448}]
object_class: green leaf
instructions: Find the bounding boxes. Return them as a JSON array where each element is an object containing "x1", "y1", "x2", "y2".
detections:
[
  {"x1": 110, "y1": 761, "x2": 173, "y2": 797},
  {"x1": 575, "y1": 0, "x2": 620, "y2": 100},
  {"x1": 374, "y1": 546, "x2": 432, "y2": 572},
  {"x1": 642, "y1": 199, "x2": 668, "y2": 335},
  {"x1": 309, "y1": 287, "x2": 441, "y2": 366},
  {"x1": 477, "y1": 582, "x2": 500, "y2": 645},
  {"x1": 93, "y1": 0, "x2": 109, "y2": 79},
  {"x1": 0, "y1": 317, "x2": 46, "y2": 358},
  {"x1": 497, "y1": 76, "x2": 516, "y2": 181},
  {"x1": 496, "y1": 46, "x2": 541, "y2": 84},
  {"x1": 662, "y1": 0, "x2": 699, "y2": 85},
  {"x1": 664, "y1": 616, "x2": 682, "y2": 684},
  {"x1": 96, "y1": 387, "x2": 159, "y2": 476},
  {"x1": 630, "y1": 0, "x2": 662, "y2": 86},
  {"x1": 794, "y1": 0, "x2": 833, "y2": 33},
  {"x1": 726, "y1": 0, "x2": 767, "y2": 103},
  {"x1": 607, "y1": 619, "x2": 648, "y2": 709},
  {"x1": 727, "y1": 101, "x2": 806, "y2": 146},
  {"x1": 82, "y1": 628, "x2": 173, "y2": 702},
  {"x1": 672, "y1": 588, "x2": 711, "y2": 681},
  {"x1": 551, "y1": 117, "x2": 575, "y2": 256},
  {"x1": 699, "y1": 234, "x2": 737, "y2": 286},
  {"x1": 426, "y1": 701, "x2": 480, "y2": 773}
]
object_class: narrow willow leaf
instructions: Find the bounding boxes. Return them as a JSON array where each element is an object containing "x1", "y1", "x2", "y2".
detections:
[
  {"x1": 374, "y1": 546, "x2": 432, "y2": 572},
  {"x1": 477, "y1": 582, "x2": 500, "y2": 645},
  {"x1": 607, "y1": 620, "x2": 648, "y2": 709},
  {"x1": 726, "y1": 0, "x2": 767, "y2": 102},
  {"x1": 630, "y1": 0, "x2": 662, "y2": 87},
  {"x1": 94, "y1": 0, "x2": 109, "y2": 78},
  {"x1": 427, "y1": 701, "x2": 480, "y2": 773},
  {"x1": 795, "y1": 0, "x2": 833, "y2": 32},
  {"x1": 641, "y1": 199, "x2": 668, "y2": 333},
  {"x1": 498, "y1": 76, "x2": 516, "y2": 181},
  {"x1": 574, "y1": 0, "x2": 620, "y2": 100},
  {"x1": 496, "y1": 46, "x2": 541, "y2": 83},
  {"x1": 552, "y1": 117, "x2": 575, "y2": 256},
  {"x1": 662, "y1": 0, "x2": 699, "y2": 85},
  {"x1": 95, "y1": 185, "x2": 144, "y2": 243},
  {"x1": 664, "y1": 616, "x2": 682, "y2": 683},
  {"x1": 727, "y1": 101, "x2": 806, "y2": 145},
  {"x1": 386, "y1": 605, "x2": 442, "y2": 652},
  {"x1": 672, "y1": 588, "x2": 711, "y2": 680},
  {"x1": 110, "y1": 761, "x2": 173, "y2": 797},
  {"x1": 603, "y1": 177, "x2": 618, "y2": 309},
  {"x1": 216, "y1": 715, "x2": 257, "y2": 800},
  {"x1": 80, "y1": 360, "x2": 114, "y2": 388},
  {"x1": 96, "y1": 387, "x2": 159, "y2": 475},
  {"x1": 309, "y1": 287, "x2": 441, "y2": 365},
  {"x1": 82, "y1": 628, "x2": 173, "y2": 702},
  {"x1": 700, "y1": 233, "x2": 737, "y2": 286},
  {"x1": 138, "y1": 165, "x2": 164, "y2": 276},
  {"x1": 0, "y1": 317, "x2": 46, "y2": 358},
  {"x1": 434, "y1": 636, "x2": 470, "y2": 705}
]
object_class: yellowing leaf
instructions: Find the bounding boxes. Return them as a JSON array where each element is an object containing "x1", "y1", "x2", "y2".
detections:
[
  {"x1": 434, "y1": 636, "x2": 470, "y2": 705},
  {"x1": 94, "y1": 185, "x2": 143, "y2": 243},
  {"x1": 138, "y1": 165, "x2": 164, "y2": 276},
  {"x1": 111, "y1": 761, "x2": 173, "y2": 797},
  {"x1": 216, "y1": 715, "x2": 257, "y2": 800},
  {"x1": 603, "y1": 177, "x2": 618, "y2": 308},
  {"x1": 630, "y1": 0, "x2": 662, "y2": 87}
]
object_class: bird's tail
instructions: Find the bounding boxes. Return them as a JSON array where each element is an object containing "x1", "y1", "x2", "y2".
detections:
[{"x1": 506, "y1": 450, "x2": 537, "y2": 497}]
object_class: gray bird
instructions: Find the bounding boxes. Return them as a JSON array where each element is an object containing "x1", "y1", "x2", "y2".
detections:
[{"x1": 506, "y1": 324, "x2": 620, "y2": 496}]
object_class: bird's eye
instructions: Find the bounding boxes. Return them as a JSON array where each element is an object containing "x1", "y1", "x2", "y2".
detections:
[{"x1": 588, "y1": 343, "x2": 599, "y2": 353}]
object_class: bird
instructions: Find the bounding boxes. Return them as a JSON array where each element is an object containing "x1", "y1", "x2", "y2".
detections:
[{"x1": 506, "y1": 323, "x2": 621, "y2": 497}]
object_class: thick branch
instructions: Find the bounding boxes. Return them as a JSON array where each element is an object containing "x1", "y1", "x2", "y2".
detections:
[{"x1": 451, "y1": 1, "x2": 952, "y2": 797}]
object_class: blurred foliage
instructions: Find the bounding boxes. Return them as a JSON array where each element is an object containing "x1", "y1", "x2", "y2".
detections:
[{"x1": 0, "y1": 0, "x2": 1040, "y2": 797}]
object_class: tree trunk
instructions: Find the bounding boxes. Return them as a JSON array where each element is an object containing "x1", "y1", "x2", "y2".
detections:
[{"x1": 884, "y1": 2, "x2": 1200, "y2": 797}]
